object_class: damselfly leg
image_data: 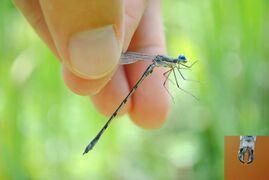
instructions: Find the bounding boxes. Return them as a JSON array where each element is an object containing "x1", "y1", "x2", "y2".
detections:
[
  {"x1": 162, "y1": 62, "x2": 199, "y2": 101},
  {"x1": 180, "y1": 61, "x2": 198, "y2": 68},
  {"x1": 177, "y1": 61, "x2": 199, "y2": 82},
  {"x1": 172, "y1": 65, "x2": 199, "y2": 100},
  {"x1": 163, "y1": 69, "x2": 175, "y2": 103}
]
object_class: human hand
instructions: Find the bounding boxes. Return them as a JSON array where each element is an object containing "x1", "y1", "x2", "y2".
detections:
[{"x1": 13, "y1": 0, "x2": 170, "y2": 128}]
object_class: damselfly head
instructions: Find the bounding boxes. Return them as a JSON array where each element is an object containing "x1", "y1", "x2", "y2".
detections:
[{"x1": 178, "y1": 54, "x2": 187, "y2": 63}]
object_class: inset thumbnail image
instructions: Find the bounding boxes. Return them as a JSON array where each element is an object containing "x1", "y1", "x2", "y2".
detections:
[{"x1": 225, "y1": 136, "x2": 269, "y2": 180}]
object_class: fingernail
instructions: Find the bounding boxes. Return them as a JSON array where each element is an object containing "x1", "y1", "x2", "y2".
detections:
[{"x1": 69, "y1": 25, "x2": 120, "y2": 79}]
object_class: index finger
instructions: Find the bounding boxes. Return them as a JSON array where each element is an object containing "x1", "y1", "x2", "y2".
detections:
[{"x1": 126, "y1": 0, "x2": 171, "y2": 129}]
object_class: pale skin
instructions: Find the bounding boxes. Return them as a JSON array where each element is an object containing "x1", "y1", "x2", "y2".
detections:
[{"x1": 13, "y1": 0, "x2": 171, "y2": 128}]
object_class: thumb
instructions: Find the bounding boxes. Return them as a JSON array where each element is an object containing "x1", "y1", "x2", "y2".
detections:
[{"x1": 39, "y1": 0, "x2": 123, "y2": 79}]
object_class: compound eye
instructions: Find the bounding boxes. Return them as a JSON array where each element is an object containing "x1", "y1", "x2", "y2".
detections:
[{"x1": 178, "y1": 54, "x2": 186, "y2": 61}]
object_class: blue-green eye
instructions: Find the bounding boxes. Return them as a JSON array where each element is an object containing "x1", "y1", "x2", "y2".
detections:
[{"x1": 178, "y1": 54, "x2": 186, "y2": 61}]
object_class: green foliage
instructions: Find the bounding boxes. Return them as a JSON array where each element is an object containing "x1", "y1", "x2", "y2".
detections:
[{"x1": 1, "y1": 0, "x2": 269, "y2": 179}]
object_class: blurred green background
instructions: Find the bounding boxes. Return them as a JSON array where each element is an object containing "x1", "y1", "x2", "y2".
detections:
[{"x1": 1, "y1": 0, "x2": 269, "y2": 179}]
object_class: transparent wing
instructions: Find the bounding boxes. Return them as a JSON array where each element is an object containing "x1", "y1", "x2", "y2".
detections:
[{"x1": 120, "y1": 52, "x2": 156, "y2": 64}]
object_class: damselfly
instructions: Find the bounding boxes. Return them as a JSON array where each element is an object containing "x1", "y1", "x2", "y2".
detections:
[{"x1": 83, "y1": 52, "x2": 197, "y2": 155}]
